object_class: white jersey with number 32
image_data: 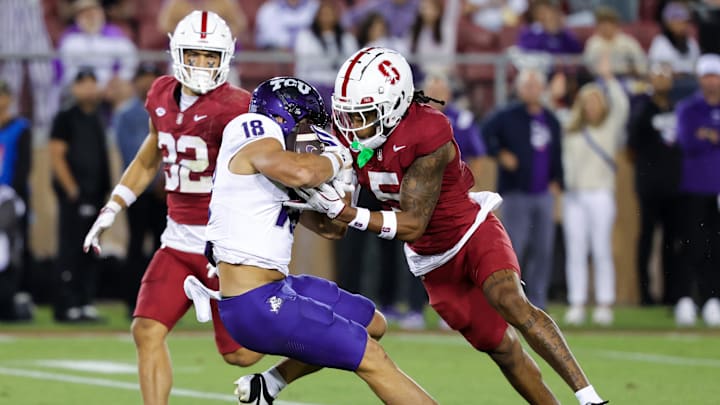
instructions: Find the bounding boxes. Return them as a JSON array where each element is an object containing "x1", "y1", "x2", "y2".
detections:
[{"x1": 207, "y1": 113, "x2": 295, "y2": 275}]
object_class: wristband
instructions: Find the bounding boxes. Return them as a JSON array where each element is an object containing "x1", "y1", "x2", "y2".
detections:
[
  {"x1": 104, "y1": 200, "x2": 122, "y2": 214},
  {"x1": 320, "y1": 152, "x2": 341, "y2": 178},
  {"x1": 348, "y1": 207, "x2": 370, "y2": 231},
  {"x1": 378, "y1": 211, "x2": 397, "y2": 240},
  {"x1": 112, "y1": 184, "x2": 137, "y2": 207}
]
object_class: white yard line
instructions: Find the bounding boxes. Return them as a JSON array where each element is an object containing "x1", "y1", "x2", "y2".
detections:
[
  {"x1": 0, "y1": 366, "x2": 321, "y2": 405},
  {"x1": 594, "y1": 350, "x2": 720, "y2": 368}
]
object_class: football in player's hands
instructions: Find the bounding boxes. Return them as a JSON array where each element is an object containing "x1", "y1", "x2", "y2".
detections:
[{"x1": 291, "y1": 132, "x2": 324, "y2": 155}]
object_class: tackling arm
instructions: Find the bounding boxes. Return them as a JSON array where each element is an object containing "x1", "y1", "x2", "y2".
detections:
[
  {"x1": 335, "y1": 141, "x2": 455, "y2": 242},
  {"x1": 236, "y1": 138, "x2": 342, "y2": 188}
]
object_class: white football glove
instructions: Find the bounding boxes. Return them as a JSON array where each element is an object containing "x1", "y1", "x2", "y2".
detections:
[
  {"x1": 284, "y1": 183, "x2": 346, "y2": 219},
  {"x1": 311, "y1": 125, "x2": 355, "y2": 198},
  {"x1": 82, "y1": 201, "x2": 121, "y2": 255}
]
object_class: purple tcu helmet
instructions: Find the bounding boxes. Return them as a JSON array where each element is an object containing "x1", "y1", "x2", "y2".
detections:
[{"x1": 249, "y1": 77, "x2": 329, "y2": 138}]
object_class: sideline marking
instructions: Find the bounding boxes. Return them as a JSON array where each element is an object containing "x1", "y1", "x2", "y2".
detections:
[
  {"x1": 595, "y1": 350, "x2": 720, "y2": 368},
  {"x1": 0, "y1": 366, "x2": 320, "y2": 405}
]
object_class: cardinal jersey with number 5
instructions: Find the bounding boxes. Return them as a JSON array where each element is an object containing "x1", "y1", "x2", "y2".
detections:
[
  {"x1": 339, "y1": 103, "x2": 479, "y2": 255},
  {"x1": 145, "y1": 75, "x2": 251, "y2": 253}
]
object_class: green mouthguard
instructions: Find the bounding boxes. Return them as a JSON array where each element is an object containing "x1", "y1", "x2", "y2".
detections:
[{"x1": 351, "y1": 140, "x2": 375, "y2": 168}]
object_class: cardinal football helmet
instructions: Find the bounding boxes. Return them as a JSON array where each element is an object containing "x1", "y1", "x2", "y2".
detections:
[
  {"x1": 249, "y1": 77, "x2": 329, "y2": 146},
  {"x1": 332, "y1": 47, "x2": 414, "y2": 150},
  {"x1": 169, "y1": 10, "x2": 234, "y2": 94}
]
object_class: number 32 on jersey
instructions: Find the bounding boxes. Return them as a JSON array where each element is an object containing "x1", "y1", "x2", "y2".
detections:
[{"x1": 158, "y1": 132, "x2": 212, "y2": 193}]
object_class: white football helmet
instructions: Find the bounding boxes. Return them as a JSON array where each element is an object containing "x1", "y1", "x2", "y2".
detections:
[
  {"x1": 332, "y1": 47, "x2": 415, "y2": 150},
  {"x1": 169, "y1": 10, "x2": 235, "y2": 94}
]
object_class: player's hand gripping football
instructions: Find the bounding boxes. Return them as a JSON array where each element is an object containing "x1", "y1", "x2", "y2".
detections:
[
  {"x1": 82, "y1": 201, "x2": 121, "y2": 255},
  {"x1": 284, "y1": 183, "x2": 346, "y2": 219},
  {"x1": 312, "y1": 125, "x2": 354, "y2": 197}
]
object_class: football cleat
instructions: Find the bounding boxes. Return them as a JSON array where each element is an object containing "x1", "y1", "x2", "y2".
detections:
[{"x1": 234, "y1": 373, "x2": 274, "y2": 405}]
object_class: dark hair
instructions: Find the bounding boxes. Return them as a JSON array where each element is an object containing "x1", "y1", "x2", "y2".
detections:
[
  {"x1": 310, "y1": 0, "x2": 344, "y2": 52},
  {"x1": 357, "y1": 12, "x2": 386, "y2": 48},
  {"x1": 409, "y1": 0, "x2": 443, "y2": 53},
  {"x1": 661, "y1": 22, "x2": 690, "y2": 54}
]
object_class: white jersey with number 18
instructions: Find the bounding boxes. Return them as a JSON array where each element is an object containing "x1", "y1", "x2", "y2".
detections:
[{"x1": 206, "y1": 113, "x2": 295, "y2": 275}]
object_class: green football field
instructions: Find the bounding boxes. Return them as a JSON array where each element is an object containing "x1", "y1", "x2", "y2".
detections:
[{"x1": 1, "y1": 304, "x2": 719, "y2": 404}]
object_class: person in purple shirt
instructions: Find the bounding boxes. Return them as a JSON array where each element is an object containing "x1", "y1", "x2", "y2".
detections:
[
  {"x1": 517, "y1": 0, "x2": 583, "y2": 55},
  {"x1": 672, "y1": 53, "x2": 720, "y2": 327},
  {"x1": 342, "y1": 0, "x2": 420, "y2": 39},
  {"x1": 481, "y1": 68, "x2": 564, "y2": 309}
]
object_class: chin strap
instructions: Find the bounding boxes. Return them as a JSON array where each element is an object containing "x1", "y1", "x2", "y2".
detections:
[{"x1": 351, "y1": 140, "x2": 375, "y2": 168}]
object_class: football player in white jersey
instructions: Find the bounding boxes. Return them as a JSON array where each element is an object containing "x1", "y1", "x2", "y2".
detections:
[{"x1": 204, "y1": 76, "x2": 436, "y2": 405}]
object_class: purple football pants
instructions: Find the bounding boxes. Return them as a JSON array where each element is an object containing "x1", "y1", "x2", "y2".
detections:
[{"x1": 218, "y1": 274, "x2": 375, "y2": 371}]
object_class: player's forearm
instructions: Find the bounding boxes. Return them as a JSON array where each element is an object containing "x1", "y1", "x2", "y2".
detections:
[
  {"x1": 300, "y1": 211, "x2": 347, "y2": 240},
  {"x1": 269, "y1": 152, "x2": 338, "y2": 188},
  {"x1": 335, "y1": 206, "x2": 427, "y2": 243},
  {"x1": 111, "y1": 158, "x2": 161, "y2": 208}
]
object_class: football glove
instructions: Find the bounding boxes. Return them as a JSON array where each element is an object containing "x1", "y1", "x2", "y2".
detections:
[
  {"x1": 312, "y1": 125, "x2": 354, "y2": 197},
  {"x1": 82, "y1": 201, "x2": 121, "y2": 255},
  {"x1": 284, "y1": 183, "x2": 346, "y2": 219}
]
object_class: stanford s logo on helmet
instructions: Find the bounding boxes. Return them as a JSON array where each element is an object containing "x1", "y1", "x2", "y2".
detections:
[
  {"x1": 332, "y1": 47, "x2": 414, "y2": 150},
  {"x1": 169, "y1": 10, "x2": 234, "y2": 94},
  {"x1": 249, "y1": 77, "x2": 329, "y2": 142}
]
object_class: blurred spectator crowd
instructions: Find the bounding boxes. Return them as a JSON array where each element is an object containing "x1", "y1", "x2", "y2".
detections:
[{"x1": 1, "y1": 0, "x2": 719, "y2": 329}]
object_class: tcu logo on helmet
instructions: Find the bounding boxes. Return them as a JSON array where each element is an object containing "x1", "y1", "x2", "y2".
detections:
[
  {"x1": 269, "y1": 77, "x2": 312, "y2": 94},
  {"x1": 378, "y1": 60, "x2": 401, "y2": 85}
]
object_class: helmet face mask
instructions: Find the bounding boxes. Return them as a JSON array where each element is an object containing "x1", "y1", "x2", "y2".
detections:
[
  {"x1": 332, "y1": 47, "x2": 414, "y2": 150},
  {"x1": 249, "y1": 77, "x2": 329, "y2": 148},
  {"x1": 169, "y1": 10, "x2": 234, "y2": 94}
]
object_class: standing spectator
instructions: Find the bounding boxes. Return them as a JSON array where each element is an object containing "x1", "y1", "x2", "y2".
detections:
[
  {"x1": 583, "y1": 6, "x2": 648, "y2": 78},
  {"x1": 627, "y1": 62, "x2": 682, "y2": 306},
  {"x1": 158, "y1": 0, "x2": 248, "y2": 40},
  {"x1": 423, "y1": 71, "x2": 487, "y2": 190},
  {"x1": 112, "y1": 64, "x2": 166, "y2": 318},
  {"x1": 0, "y1": 0, "x2": 57, "y2": 137},
  {"x1": 516, "y1": 0, "x2": 582, "y2": 55},
  {"x1": 0, "y1": 80, "x2": 33, "y2": 322},
  {"x1": 482, "y1": 68, "x2": 564, "y2": 309},
  {"x1": 650, "y1": 1, "x2": 700, "y2": 74},
  {"x1": 407, "y1": 0, "x2": 461, "y2": 78},
  {"x1": 49, "y1": 68, "x2": 111, "y2": 322},
  {"x1": 561, "y1": 56, "x2": 629, "y2": 326},
  {"x1": 295, "y1": 0, "x2": 358, "y2": 112},
  {"x1": 673, "y1": 53, "x2": 720, "y2": 327},
  {"x1": 649, "y1": 1, "x2": 701, "y2": 102},
  {"x1": 462, "y1": 0, "x2": 528, "y2": 33},
  {"x1": 57, "y1": 0, "x2": 138, "y2": 101},
  {"x1": 342, "y1": 0, "x2": 420, "y2": 39},
  {"x1": 255, "y1": 0, "x2": 320, "y2": 50}
]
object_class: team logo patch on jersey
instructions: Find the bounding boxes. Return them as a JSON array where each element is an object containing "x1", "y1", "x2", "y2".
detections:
[
  {"x1": 176, "y1": 113, "x2": 184, "y2": 125},
  {"x1": 268, "y1": 296, "x2": 283, "y2": 314},
  {"x1": 155, "y1": 107, "x2": 166, "y2": 117}
]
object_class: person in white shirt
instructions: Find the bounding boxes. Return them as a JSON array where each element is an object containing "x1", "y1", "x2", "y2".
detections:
[{"x1": 561, "y1": 55, "x2": 629, "y2": 327}]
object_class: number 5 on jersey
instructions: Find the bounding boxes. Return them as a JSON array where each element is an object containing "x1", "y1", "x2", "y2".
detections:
[{"x1": 158, "y1": 132, "x2": 212, "y2": 193}]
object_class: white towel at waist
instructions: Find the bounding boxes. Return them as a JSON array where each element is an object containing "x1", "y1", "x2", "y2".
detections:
[{"x1": 404, "y1": 191, "x2": 503, "y2": 277}]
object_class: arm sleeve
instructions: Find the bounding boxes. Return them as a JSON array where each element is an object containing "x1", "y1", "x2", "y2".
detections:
[
  {"x1": 50, "y1": 110, "x2": 70, "y2": 142},
  {"x1": 549, "y1": 114, "x2": 565, "y2": 189},
  {"x1": 676, "y1": 102, "x2": 717, "y2": 155},
  {"x1": 481, "y1": 110, "x2": 503, "y2": 157},
  {"x1": 11, "y1": 126, "x2": 32, "y2": 202}
]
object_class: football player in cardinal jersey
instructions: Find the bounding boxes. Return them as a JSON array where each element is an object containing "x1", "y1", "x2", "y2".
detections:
[
  {"x1": 82, "y1": 11, "x2": 264, "y2": 405},
  {"x1": 200, "y1": 76, "x2": 436, "y2": 405},
  {"x1": 290, "y1": 47, "x2": 609, "y2": 405}
]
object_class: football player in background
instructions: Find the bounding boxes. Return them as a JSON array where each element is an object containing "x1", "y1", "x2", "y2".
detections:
[
  {"x1": 198, "y1": 76, "x2": 436, "y2": 404},
  {"x1": 271, "y1": 47, "x2": 609, "y2": 405},
  {"x1": 82, "y1": 11, "x2": 264, "y2": 405}
]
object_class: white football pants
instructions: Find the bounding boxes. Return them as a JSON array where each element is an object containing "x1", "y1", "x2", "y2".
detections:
[{"x1": 562, "y1": 190, "x2": 616, "y2": 306}]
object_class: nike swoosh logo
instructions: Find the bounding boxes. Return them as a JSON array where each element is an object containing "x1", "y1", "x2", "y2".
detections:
[
  {"x1": 193, "y1": 114, "x2": 207, "y2": 122},
  {"x1": 392, "y1": 145, "x2": 406, "y2": 152}
]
